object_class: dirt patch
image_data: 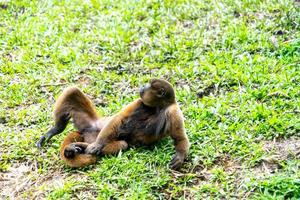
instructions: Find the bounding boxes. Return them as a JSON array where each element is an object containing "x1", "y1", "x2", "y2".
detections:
[
  {"x1": 74, "y1": 75, "x2": 92, "y2": 86},
  {"x1": 0, "y1": 161, "x2": 86, "y2": 199},
  {"x1": 1, "y1": 162, "x2": 38, "y2": 199},
  {"x1": 160, "y1": 137, "x2": 300, "y2": 199},
  {"x1": 262, "y1": 137, "x2": 300, "y2": 157},
  {"x1": 196, "y1": 83, "x2": 217, "y2": 98},
  {"x1": 254, "y1": 137, "x2": 300, "y2": 175},
  {"x1": 196, "y1": 80, "x2": 243, "y2": 99},
  {"x1": 104, "y1": 64, "x2": 157, "y2": 76},
  {"x1": 159, "y1": 155, "x2": 243, "y2": 199}
]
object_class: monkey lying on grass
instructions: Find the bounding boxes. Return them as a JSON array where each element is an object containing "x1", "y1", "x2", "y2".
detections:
[{"x1": 37, "y1": 79, "x2": 189, "y2": 170}]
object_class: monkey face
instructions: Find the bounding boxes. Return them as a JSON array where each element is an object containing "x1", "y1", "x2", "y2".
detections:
[{"x1": 140, "y1": 79, "x2": 175, "y2": 107}]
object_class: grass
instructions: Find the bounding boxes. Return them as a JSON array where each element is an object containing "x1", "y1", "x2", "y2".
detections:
[{"x1": 0, "y1": 0, "x2": 299, "y2": 199}]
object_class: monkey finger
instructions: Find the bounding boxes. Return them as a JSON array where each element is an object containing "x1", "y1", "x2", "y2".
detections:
[
  {"x1": 170, "y1": 157, "x2": 179, "y2": 166},
  {"x1": 170, "y1": 155, "x2": 183, "y2": 170},
  {"x1": 85, "y1": 144, "x2": 102, "y2": 155},
  {"x1": 170, "y1": 160, "x2": 181, "y2": 170},
  {"x1": 37, "y1": 136, "x2": 46, "y2": 148},
  {"x1": 87, "y1": 148, "x2": 101, "y2": 155},
  {"x1": 170, "y1": 156, "x2": 178, "y2": 166},
  {"x1": 170, "y1": 159, "x2": 182, "y2": 170},
  {"x1": 170, "y1": 155, "x2": 179, "y2": 164},
  {"x1": 74, "y1": 146, "x2": 83, "y2": 153}
]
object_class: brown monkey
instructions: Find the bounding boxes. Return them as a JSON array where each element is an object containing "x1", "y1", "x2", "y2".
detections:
[
  {"x1": 38, "y1": 79, "x2": 190, "y2": 169},
  {"x1": 84, "y1": 78, "x2": 190, "y2": 169}
]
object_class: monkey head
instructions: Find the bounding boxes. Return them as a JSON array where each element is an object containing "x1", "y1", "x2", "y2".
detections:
[{"x1": 140, "y1": 79, "x2": 175, "y2": 107}]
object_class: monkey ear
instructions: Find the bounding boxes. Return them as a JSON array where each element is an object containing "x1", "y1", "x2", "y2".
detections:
[{"x1": 157, "y1": 88, "x2": 165, "y2": 97}]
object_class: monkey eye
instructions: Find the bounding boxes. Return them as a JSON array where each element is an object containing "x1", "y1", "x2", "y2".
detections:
[{"x1": 157, "y1": 88, "x2": 165, "y2": 97}]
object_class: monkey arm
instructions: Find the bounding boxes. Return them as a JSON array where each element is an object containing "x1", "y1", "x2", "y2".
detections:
[
  {"x1": 170, "y1": 132, "x2": 189, "y2": 170},
  {"x1": 168, "y1": 104, "x2": 190, "y2": 170},
  {"x1": 85, "y1": 99, "x2": 143, "y2": 155}
]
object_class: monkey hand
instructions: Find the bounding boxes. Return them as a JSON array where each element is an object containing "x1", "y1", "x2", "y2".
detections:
[
  {"x1": 64, "y1": 143, "x2": 85, "y2": 158},
  {"x1": 37, "y1": 136, "x2": 46, "y2": 148},
  {"x1": 170, "y1": 153, "x2": 185, "y2": 170},
  {"x1": 85, "y1": 142, "x2": 103, "y2": 155}
]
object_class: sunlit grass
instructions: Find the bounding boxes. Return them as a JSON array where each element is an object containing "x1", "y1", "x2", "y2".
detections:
[{"x1": 0, "y1": 0, "x2": 299, "y2": 199}]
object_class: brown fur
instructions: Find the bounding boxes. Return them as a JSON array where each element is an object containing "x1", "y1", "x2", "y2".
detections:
[
  {"x1": 37, "y1": 79, "x2": 190, "y2": 170},
  {"x1": 37, "y1": 87, "x2": 106, "y2": 167},
  {"x1": 85, "y1": 78, "x2": 189, "y2": 169},
  {"x1": 60, "y1": 131, "x2": 97, "y2": 167}
]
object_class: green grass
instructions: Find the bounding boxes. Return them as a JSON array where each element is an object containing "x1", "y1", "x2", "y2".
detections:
[{"x1": 0, "y1": 0, "x2": 299, "y2": 199}]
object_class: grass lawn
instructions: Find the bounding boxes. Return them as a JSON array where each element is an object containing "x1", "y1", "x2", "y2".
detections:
[{"x1": 0, "y1": 0, "x2": 299, "y2": 199}]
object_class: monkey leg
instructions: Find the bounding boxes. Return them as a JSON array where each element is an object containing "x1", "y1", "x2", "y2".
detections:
[
  {"x1": 55, "y1": 86, "x2": 100, "y2": 132},
  {"x1": 101, "y1": 140, "x2": 128, "y2": 155},
  {"x1": 37, "y1": 113, "x2": 70, "y2": 148},
  {"x1": 37, "y1": 86, "x2": 101, "y2": 148}
]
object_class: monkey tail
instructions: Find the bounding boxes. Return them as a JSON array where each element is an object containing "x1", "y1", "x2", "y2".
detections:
[
  {"x1": 60, "y1": 131, "x2": 97, "y2": 168},
  {"x1": 61, "y1": 154, "x2": 97, "y2": 168}
]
